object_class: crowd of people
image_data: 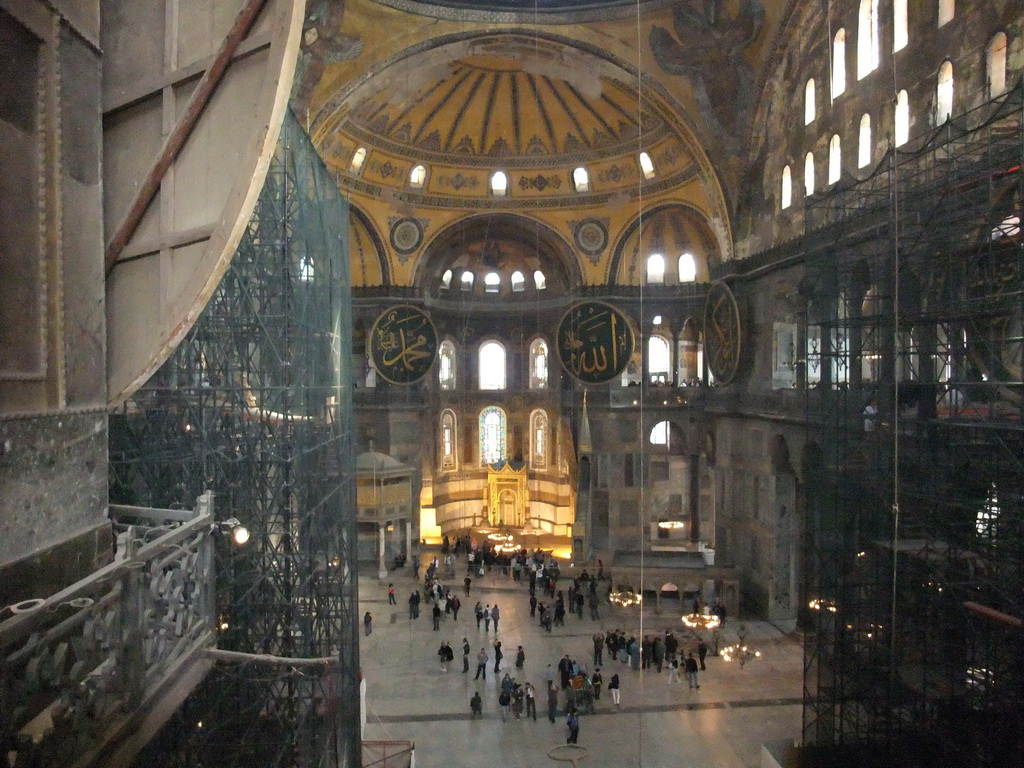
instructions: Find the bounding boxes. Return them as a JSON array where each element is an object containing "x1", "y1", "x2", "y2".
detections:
[{"x1": 386, "y1": 535, "x2": 718, "y2": 744}]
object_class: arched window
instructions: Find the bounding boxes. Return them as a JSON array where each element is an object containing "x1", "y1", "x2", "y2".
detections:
[
  {"x1": 650, "y1": 420, "x2": 671, "y2": 446},
  {"x1": 479, "y1": 407, "x2": 507, "y2": 466},
  {"x1": 409, "y1": 164, "x2": 427, "y2": 188},
  {"x1": 804, "y1": 79, "x2": 816, "y2": 125},
  {"x1": 781, "y1": 166, "x2": 792, "y2": 210},
  {"x1": 490, "y1": 170, "x2": 508, "y2": 197},
  {"x1": 833, "y1": 293, "x2": 850, "y2": 385},
  {"x1": 805, "y1": 152, "x2": 815, "y2": 196},
  {"x1": 828, "y1": 135, "x2": 842, "y2": 184},
  {"x1": 440, "y1": 410, "x2": 457, "y2": 471},
  {"x1": 646, "y1": 253, "x2": 665, "y2": 284},
  {"x1": 530, "y1": 410, "x2": 549, "y2": 469},
  {"x1": 638, "y1": 151, "x2": 655, "y2": 180},
  {"x1": 572, "y1": 166, "x2": 590, "y2": 192},
  {"x1": 461, "y1": 271, "x2": 474, "y2": 291},
  {"x1": 441, "y1": 269, "x2": 453, "y2": 289},
  {"x1": 936, "y1": 60, "x2": 954, "y2": 124},
  {"x1": 349, "y1": 147, "x2": 367, "y2": 174},
  {"x1": 439, "y1": 340, "x2": 456, "y2": 390},
  {"x1": 484, "y1": 272, "x2": 500, "y2": 293},
  {"x1": 534, "y1": 270, "x2": 546, "y2": 290},
  {"x1": 895, "y1": 90, "x2": 910, "y2": 147},
  {"x1": 893, "y1": 0, "x2": 908, "y2": 52},
  {"x1": 858, "y1": 114, "x2": 872, "y2": 168},
  {"x1": 648, "y1": 335, "x2": 671, "y2": 385},
  {"x1": 988, "y1": 33, "x2": 1008, "y2": 98},
  {"x1": 479, "y1": 341, "x2": 506, "y2": 390},
  {"x1": 938, "y1": 0, "x2": 954, "y2": 28},
  {"x1": 857, "y1": 0, "x2": 879, "y2": 80},
  {"x1": 530, "y1": 339, "x2": 549, "y2": 389},
  {"x1": 678, "y1": 252, "x2": 697, "y2": 282},
  {"x1": 511, "y1": 270, "x2": 526, "y2": 292},
  {"x1": 832, "y1": 29, "x2": 846, "y2": 99}
]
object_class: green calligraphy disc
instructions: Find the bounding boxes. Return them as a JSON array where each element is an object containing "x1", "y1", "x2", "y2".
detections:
[
  {"x1": 370, "y1": 305, "x2": 438, "y2": 385},
  {"x1": 556, "y1": 301, "x2": 635, "y2": 384}
]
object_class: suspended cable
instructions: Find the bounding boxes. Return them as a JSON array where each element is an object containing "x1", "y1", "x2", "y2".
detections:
[
  {"x1": 888, "y1": 4, "x2": 902, "y2": 685},
  {"x1": 634, "y1": 1, "x2": 646, "y2": 765}
]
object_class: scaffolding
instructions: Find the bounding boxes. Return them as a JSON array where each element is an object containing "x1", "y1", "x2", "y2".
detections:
[
  {"x1": 109, "y1": 110, "x2": 361, "y2": 768},
  {"x1": 801, "y1": 83, "x2": 1024, "y2": 767}
]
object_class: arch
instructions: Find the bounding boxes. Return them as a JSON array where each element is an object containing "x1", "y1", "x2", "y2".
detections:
[
  {"x1": 988, "y1": 32, "x2": 1008, "y2": 98},
  {"x1": 831, "y1": 28, "x2": 846, "y2": 99},
  {"x1": 348, "y1": 206, "x2": 391, "y2": 286},
  {"x1": 439, "y1": 339, "x2": 457, "y2": 390},
  {"x1": 479, "y1": 406, "x2": 507, "y2": 466},
  {"x1": 646, "y1": 253, "x2": 666, "y2": 284},
  {"x1": 479, "y1": 340, "x2": 506, "y2": 390},
  {"x1": 440, "y1": 409, "x2": 458, "y2": 471},
  {"x1": 893, "y1": 0, "x2": 908, "y2": 51},
  {"x1": 936, "y1": 60, "x2": 954, "y2": 124},
  {"x1": 530, "y1": 338, "x2": 549, "y2": 389},
  {"x1": 780, "y1": 166, "x2": 792, "y2": 210},
  {"x1": 858, "y1": 114, "x2": 872, "y2": 168},
  {"x1": 530, "y1": 409, "x2": 549, "y2": 469},
  {"x1": 828, "y1": 134, "x2": 842, "y2": 185},
  {"x1": 804, "y1": 79, "x2": 815, "y2": 125},
  {"x1": 679, "y1": 318, "x2": 701, "y2": 384},
  {"x1": 610, "y1": 204, "x2": 720, "y2": 285},
  {"x1": 649, "y1": 420, "x2": 686, "y2": 455},
  {"x1": 413, "y1": 213, "x2": 581, "y2": 295},
  {"x1": 648, "y1": 334, "x2": 672, "y2": 384},
  {"x1": 857, "y1": 0, "x2": 879, "y2": 80}
]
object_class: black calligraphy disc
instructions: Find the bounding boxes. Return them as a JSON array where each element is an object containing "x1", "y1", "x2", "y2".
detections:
[
  {"x1": 703, "y1": 281, "x2": 742, "y2": 384},
  {"x1": 556, "y1": 301, "x2": 635, "y2": 384},
  {"x1": 370, "y1": 305, "x2": 438, "y2": 385}
]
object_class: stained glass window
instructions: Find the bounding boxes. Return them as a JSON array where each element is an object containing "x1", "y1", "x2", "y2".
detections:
[{"x1": 480, "y1": 407, "x2": 507, "y2": 466}]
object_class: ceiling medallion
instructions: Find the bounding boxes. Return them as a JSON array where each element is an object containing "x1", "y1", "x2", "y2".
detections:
[
  {"x1": 703, "y1": 281, "x2": 742, "y2": 384},
  {"x1": 390, "y1": 217, "x2": 425, "y2": 257},
  {"x1": 573, "y1": 218, "x2": 608, "y2": 262}
]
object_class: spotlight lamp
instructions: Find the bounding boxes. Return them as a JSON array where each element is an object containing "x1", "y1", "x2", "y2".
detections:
[{"x1": 216, "y1": 517, "x2": 250, "y2": 545}]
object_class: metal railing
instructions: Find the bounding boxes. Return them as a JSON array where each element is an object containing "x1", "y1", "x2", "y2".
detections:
[{"x1": 0, "y1": 493, "x2": 217, "y2": 768}]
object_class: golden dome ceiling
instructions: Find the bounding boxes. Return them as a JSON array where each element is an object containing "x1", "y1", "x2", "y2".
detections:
[{"x1": 312, "y1": 35, "x2": 703, "y2": 204}]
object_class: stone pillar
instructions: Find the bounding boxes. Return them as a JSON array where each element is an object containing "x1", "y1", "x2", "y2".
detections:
[
  {"x1": 378, "y1": 523, "x2": 388, "y2": 580},
  {"x1": 406, "y1": 518, "x2": 413, "y2": 559}
]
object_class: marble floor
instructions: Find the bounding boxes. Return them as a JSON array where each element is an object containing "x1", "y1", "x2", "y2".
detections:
[{"x1": 359, "y1": 561, "x2": 802, "y2": 768}]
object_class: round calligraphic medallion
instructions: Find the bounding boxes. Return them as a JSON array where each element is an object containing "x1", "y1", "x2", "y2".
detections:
[
  {"x1": 703, "y1": 281, "x2": 742, "y2": 384},
  {"x1": 390, "y1": 218, "x2": 423, "y2": 255},
  {"x1": 556, "y1": 301, "x2": 635, "y2": 384},
  {"x1": 369, "y1": 305, "x2": 438, "y2": 385},
  {"x1": 574, "y1": 219, "x2": 608, "y2": 256}
]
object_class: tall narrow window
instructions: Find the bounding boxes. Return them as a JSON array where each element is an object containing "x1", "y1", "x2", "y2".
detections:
[
  {"x1": 858, "y1": 114, "x2": 872, "y2": 168},
  {"x1": 572, "y1": 166, "x2": 590, "y2": 192},
  {"x1": 857, "y1": 1, "x2": 879, "y2": 79},
  {"x1": 530, "y1": 338, "x2": 549, "y2": 389},
  {"x1": 781, "y1": 165, "x2": 792, "y2": 210},
  {"x1": 828, "y1": 134, "x2": 842, "y2": 184},
  {"x1": 804, "y1": 79, "x2": 816, "y2": 125},
  {"x1": 638, "y1": 151, "x2": 655, "y2": 179},
  {"x1": 988, "y1": 33, "x2": 1008, "y2": 98},
  {"x1": 484, "y1": 272, "x2": 500, "y2": 293},
  {"x1": 479, "y1": 341, "x2": 506, "y2": 390},
  {"x1": 409, "y1": 164, "x2": 427, "y2": 188},
  {"x1": 511, "y1": 270, "x2": 525, "y2": 292},
  {"x1": 832, "y1": 29, "x2": 847, "y2": 99},
  {"x1": 439, "y1": 340, "x2": 456, "y2": 390},
  {"x1": 893, "y1": 0, "x2": 908, "y2": 52},
  {"x1": 936, "y1": 60, "x2": 954, "y2": 124},
  {"x1": 531, "y1": 410, "x2": 549, "y2": 469},
  {"x1": 938, "y1": 0, "x2": 954, "y2": 28},
  {"x1": 678, "y1": 252, "x2": 697, "y2": 282},
  {"x1": 479, "y1": 407, "x2": 507, "y2": 466},
  {"x1": 895, "y1": 90, "x2": 910, "y2": 147},
  {"x1": 650, "y1": 421, "x2": 671, "y2": 446},
  {"x1": 440, "y1": 410, "x2": 457, "y2": 471},
  {"x1": 441, "y1": 269, "x2": 453, "y2": 289},
  {"x1": 490, "y1": 170, "x2": 508, "y2": 197},
  {"x1": 833, "y1": 294, "x2": 850, "y2": 385},
  {"x1": 534, "y1": 270, "x2": 546, "y2": 290},
  {"x1": 648, "y1": 335, "x2": 672, "y2": 385},
  {"x1": 805, "y1": 152, "x2": 815, "y2": 196},
  {"x1": 646, "y1": 253, "x2": 665, "y2": 284},
  {"x1": 349, "y1": 147, "x2": 367, "y2": 174},
  {"x1": 461, "y1": 271, "x2": 474, "y2": 291}
]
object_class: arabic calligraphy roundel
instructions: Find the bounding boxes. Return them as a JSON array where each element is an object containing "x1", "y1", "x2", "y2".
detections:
[
  {"x1": 370, "y1": 305, "x2": 438, "y2": 385},
  {"x1": 703, "y1": 281, "x2": 742, "y2": 384},
  {"x1": 556, "y1": 301, "x2": 635, "y2": 384}
]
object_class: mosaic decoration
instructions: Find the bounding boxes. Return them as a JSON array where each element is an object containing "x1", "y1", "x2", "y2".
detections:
[
  {"x1": 572, "y1": 218, "x2": 609, "y2": 260},
  {"x1": 370, "y1": 305, "x2": 438, "y2": 385},
  {"x1": 519, "y1": 174, "x2": 562, "y2": 192},
  {"x1": 557, "y1": 301, "x2": 635, "y2": 384},
  {"x1": 389, "y1": 217, "x2": 424, "y2": 255}
]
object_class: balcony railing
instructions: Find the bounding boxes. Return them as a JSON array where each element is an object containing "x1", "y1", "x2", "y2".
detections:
[{"x1": 0, "y1": 493, "x2": 217, "y2": 768}]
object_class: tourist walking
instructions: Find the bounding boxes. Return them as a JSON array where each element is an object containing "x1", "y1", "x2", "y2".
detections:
[
  {"x1": 547, "y1": 682, "x2": 559, "y2": 723},
  {"x1": 524, "y1": 682, "x2": 537, "y2": 720},
  {"x1": 387, "y1": 583, "x2": 396, "y2": 604},
  {"x1": 591, "y1": 668, "x2": 602, "y2": 700},
  {"x1": 363, "y1": 611, "x2": 372, "y2": 636},
  {"x1": 470, "y1": 691, "x2": 482, "y2": 718},
  {"x1": 666, "y1": 657, "x2": 681, "y2": 684},
  {"x1": 698, "y1": 638, "x2": 708, "y2": 670},
  {"x1": 566, "y1": 709, "x2": 580, "y2": 743},
  {"x1": 493, "y1": 639, "x2": 503, "y2": 673},
  {"x1": 685, "y1": 653, "x2": 700, "y2": 689},
  {"x1": 491, "y1": 604, "x2": 501, "y2": 633},
  {"x1": 592, "y1": 632, "x2": 604, "y2": 666},
  {"x1": 462, "y1": 638, "x2": 471, "y2": 672},
  {"x1": 475, "y1": 647, "x2": 488, "y2": 680},
  {"x1": 432, "y1": 603, "x2": 442, "y2": 630},
  {"x1": 609, "y1": 672, "x2": 620, "y2": 705}
]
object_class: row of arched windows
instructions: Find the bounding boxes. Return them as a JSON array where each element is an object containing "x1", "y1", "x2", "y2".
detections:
[
  {"x1": 440, "y1": 407, "x2": 550, "y2": 470},
  {"x1": 439, "y1": 338, "x2": 549, "y2": 391},
  {"x1": 646, "y1": 252, "x2": 698, "y2": 285},
  {"x1": 782, "y1": 21, "x2": 1009, "y2": 210},
  {"x1": 440, "y1": 268, "x2": 547, "y2": 292}
]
